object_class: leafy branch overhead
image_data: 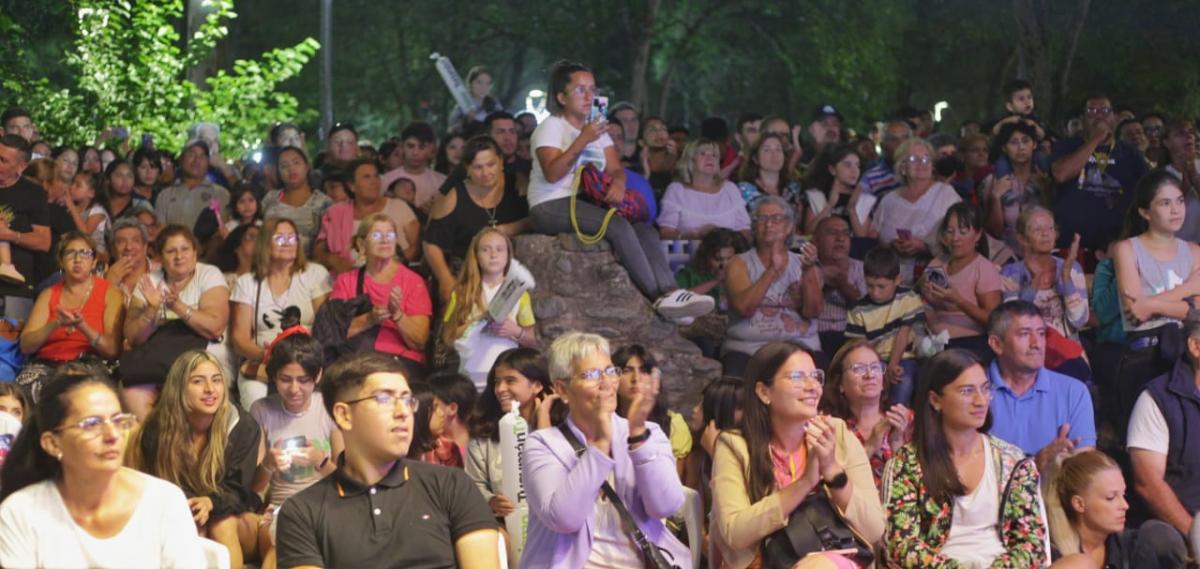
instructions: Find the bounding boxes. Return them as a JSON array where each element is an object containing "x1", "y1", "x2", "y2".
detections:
[{"x1": 2, "y1": 0, "x2": 319, "y2": 155}]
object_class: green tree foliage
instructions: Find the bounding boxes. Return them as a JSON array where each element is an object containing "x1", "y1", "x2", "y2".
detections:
[{"x1": 0, "y1": 0, "x2": 318, "y2": 155}]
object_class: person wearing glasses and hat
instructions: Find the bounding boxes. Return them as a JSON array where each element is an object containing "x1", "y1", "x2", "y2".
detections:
[{"x1": 277, "y1": 352, "x2": 501, "y2": 569}]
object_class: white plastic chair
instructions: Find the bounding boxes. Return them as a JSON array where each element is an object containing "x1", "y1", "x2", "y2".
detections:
[
  {"x1": 677, "y1": 487, "x2": 703, "y2": 569},
  {"x1": 198, "y1": 537, "x2": 230, "y2": 569},
  {"x1": 661, "y1": 239, "x2": 702, "y2": 274},
  {"x1": 498, "y1": 529, "x2": 509, "y2": 569}
]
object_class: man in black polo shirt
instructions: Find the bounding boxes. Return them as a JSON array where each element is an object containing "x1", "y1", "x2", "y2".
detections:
[{"x1": 276, "y1": 353, "x2": 499, "y2": 569}]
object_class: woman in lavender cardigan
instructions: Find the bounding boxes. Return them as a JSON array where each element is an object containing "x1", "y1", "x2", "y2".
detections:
[{"x1": 519, "y1": 331, "x2": 690, "y2": 569}]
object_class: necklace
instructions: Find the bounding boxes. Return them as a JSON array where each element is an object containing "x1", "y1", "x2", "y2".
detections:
[
  {"x1": 467, "y1": 180, "x2": 502, "y2": 228},
  {"x1": 61, "y1": 277, "x2": 95, "y2": 336}
]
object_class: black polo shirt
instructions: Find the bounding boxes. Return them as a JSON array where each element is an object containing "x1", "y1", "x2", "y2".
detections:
[{"x1": 276, "y1": 457, "x2": 496, "y2": 569}]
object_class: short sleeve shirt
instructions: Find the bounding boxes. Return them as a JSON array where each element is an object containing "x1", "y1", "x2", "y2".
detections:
[
  {"x1": 925, "y1": 255, "x2": 1002, "y2": 338},
  {"x1": 137, "y1": 263, "x2": 228, "y2": 319},
  {"x1": 231, "y1": 263, "x2": 331, "y2": 347},
  {"x1": 528, "y1": 115, "x2": 615, "y2": 208},
  {"x1": 155, "y1": 181, "x2": 230, "y2": 228},
  {"x1": 656, "y1": 181, "x2": 752, "y2": 234},
  {"x1": 986, "y1": 362, "x2": 1097, "y2": 456},
  {"x1": 262, "y1": 189, "x2": 333, "y2": 254},
  {"x1": 0, "y1": 177, "x2": 49, "y2": 291},
  {"x1": 380, "y1": 166, "x2": 448, "y2": 213},
  {"x1": 330, "y1": 265, "x2": 432, "y2": 363},
  {"x1": 1049, "y1": 137, "x2": 1147, "y2": 250},
  {"x1": 249, "y1": 393, "x2": 338, "y2": 507},
  {"x1": 276, "y1": 458, "x2": 497, "y2": 569},
  {"x1": 1127, "y1": 391, "x2": 1169, "y2": 455}
]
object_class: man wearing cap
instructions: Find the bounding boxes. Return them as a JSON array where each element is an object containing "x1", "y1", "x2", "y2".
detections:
[
  {"x1": 155, "y1": 138, "x2": 231, "y2": 228},
  {"x1": 803, "y1": 104, "x2": 845, "y2": 163},
  {"x1": 608, "y1": 101, "x2": 640, "y2": 164}
]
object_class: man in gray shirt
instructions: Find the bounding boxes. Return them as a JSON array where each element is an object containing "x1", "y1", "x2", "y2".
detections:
[{"x1": 156, "y1": 139, "x2": 229, "y2": 228}]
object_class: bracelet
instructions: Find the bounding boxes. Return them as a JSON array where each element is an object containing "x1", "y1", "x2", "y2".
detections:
[
  {"x1": 822, "y1": 471, "x2": 849, "y2": 489},
  {"x1": 183, "y1": 306, "x2": 194, "y2": 322},
  {"x1": 88, "y1": 334, "x2": 100, "y2": 348},
  {"x1": 627, "y1": 428, "x2": 651, "y2": 446},
  {"x1": 516, "y1": 327, "x2": 528, "y2": 342}
]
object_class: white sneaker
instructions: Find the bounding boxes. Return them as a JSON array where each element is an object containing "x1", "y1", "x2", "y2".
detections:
[
  {"x1": 0, "y1": 264, "x2": 24, "y2": 284},
  {"x1": 653, "y1": 290, "x2": 714, "y2": 320},
  {"x1": 673, "y1": 316, "x2": 696, "y2": 326}
]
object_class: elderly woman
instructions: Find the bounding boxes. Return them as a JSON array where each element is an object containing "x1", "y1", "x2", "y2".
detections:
[
  {"x1": 314, "y1": 158, "x2": 420, "y2": 275},
  {"x1": 230, "y1": 218, "x2": 331, "y2": 410},
  {"x1": 262, "y1": 146, "x2": 331, "y2": 254},
  {"x1": 658, "y1": 139, "x2": 752, "y2": 240},
  {"x1": 519, "y1": 331, "x2": 690, "y2": 569},
  {"x1": 104, "y1": 218, "x2": 158, "y2": 305},
  {"x1": 871, "y1": 138, "x2": 962, "y2": 283},
  {"x1": 0, "y1": 367, "x2": 204, "y2": 569},
  {"x1": 724, "y1": 196, "x2": 823, "y2": 377},
  {"x1": 883, "y1": 349, "x2": 1048, "y2": 568},
  {"x1": 821, "y1": 339, "x2": 911, "y2": 487},
  {"x1": 527, "y1": 60, "x2": 712, "y2": 323},
  {"x1": 330, "y1": 213, "x2": 432, "y2": 367},
  {"x1": 17, "y1": 233, "x2": 124, "y2": 401},
  {"x1": 425, "y1": 136, "x2": 530, "y2": 303},
  {"x1": 1001, "y1": 206, "x2": 1089, "y2": 342},
  {"x1": 711, "y1": 342, "x2": 883, "y2": 569},
  {"x1": 122, "y1": 225, "x2": 231, "y2": 418}
]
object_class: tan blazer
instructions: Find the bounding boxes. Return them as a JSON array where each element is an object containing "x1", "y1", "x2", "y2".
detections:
[{"x1": 710, "y1": 418, "x2": 885, "y2": 569}]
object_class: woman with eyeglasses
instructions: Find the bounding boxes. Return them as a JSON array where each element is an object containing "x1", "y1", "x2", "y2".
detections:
[
  {"x1": 870, "y1": 138, "x2": 963, "y2": 283},
  {"x1": 230, "y1": 218, "x2": 331, "y2": 410},
  {"x1": 0, "y1": 365, "x2": 204, "y2": 569},
  {"x1": 123, "y1": 225, "x2": 231, "y2": 419},
  {"x1": 315, "y1": 158, "x2": 420, "y2": 276},
  {"x1": 127, "y1": 350, "x2": 263, "y2": 569},
  {"x1": 329, "y1": 213, "x2": 432, "y2": 368},
  {"x1": 527, "y1": 60, "x2": 713, "y2": 324},
  {"x1": 520, "y1": 331, "x2": 691, "y2": 569},
  {"x1": 1000, "y1": 206, "x2": 1089, "y2": 344},
  {"x1": 882, "y1": 349, "x2": 1049, "y2": 568},
  {"x1": 18, "y1": 232, "x2": 124, "y2": 401},
  {"x1": 821, "y1": 339, "x2": 912, "y2": 488},
  {"x1": 710, "y1": 341, "x2": 882, "y2": 569},
  {"x1": 262, "y1": 146, "x2": 331, "y2": 254},
  {"x1": 920, "y1": 202, "x2": 1004, "y2": 361}
]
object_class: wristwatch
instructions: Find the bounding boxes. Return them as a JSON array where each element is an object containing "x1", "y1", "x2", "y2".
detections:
[
  {"x1": 822, "y1": 471, "x2": 849, "y2": 489},
  {"x1": 627, "y1": 429, "x2": 651, "y2": 446}
]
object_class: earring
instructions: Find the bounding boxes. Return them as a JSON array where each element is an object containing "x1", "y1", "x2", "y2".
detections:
[{"x1": 55, "y1": 452, "x2": 63, "y2": 460}]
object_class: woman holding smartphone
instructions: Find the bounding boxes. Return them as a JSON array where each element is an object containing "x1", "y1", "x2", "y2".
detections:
[{"x1": 921, "y1": 203, "x2": 1003, "y2": 361}]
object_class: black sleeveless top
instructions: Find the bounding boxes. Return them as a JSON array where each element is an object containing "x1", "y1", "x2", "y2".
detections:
[{"x1": 424, "y1": 171, "x2": 528, "y2": 261}]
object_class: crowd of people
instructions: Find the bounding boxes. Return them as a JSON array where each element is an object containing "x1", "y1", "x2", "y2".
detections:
[{"x1": 0, "y1": 58, "x2": 1193, "y2": 569}]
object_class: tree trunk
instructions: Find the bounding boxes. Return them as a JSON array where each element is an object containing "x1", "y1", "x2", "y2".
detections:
[
  {"x1": 629, "y1": 0, "x2": 661, "y2": 112},
  {"x1": 1013, "y1": 0, "x2": 1091, "y2": 123},
  {"x1": 185, "y1": 0, "x2": 224, "y2": 89},
  {"x1": 1056, "y1": 0, "x2": 1092, "y2": 120}
]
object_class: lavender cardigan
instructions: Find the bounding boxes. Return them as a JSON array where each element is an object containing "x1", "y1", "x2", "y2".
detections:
[{"x1": 518, "y1": 413, "x2": 691, "y2": 569}]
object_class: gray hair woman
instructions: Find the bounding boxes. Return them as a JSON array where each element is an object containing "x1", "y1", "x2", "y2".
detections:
[
  {"x1": 519, "y1": 331, "x2": 690, "y2": 569},
  {"x1": 723, "y1": 196, "x2": 824, "y2": 378}
]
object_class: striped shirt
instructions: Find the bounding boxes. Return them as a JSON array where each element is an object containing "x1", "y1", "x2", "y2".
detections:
[
  {"x1": 859, "y1": 159, "x2": 901, "y2": 197},
  {"x1": 845, "y1": 287, "x2": 924, "y2": 360},
  {"x1": 817, "y1": 259, "x2": 866, "y2": 333}
]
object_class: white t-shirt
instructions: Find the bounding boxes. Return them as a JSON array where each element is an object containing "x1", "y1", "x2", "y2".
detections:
[
  {"x1": 656, "y1": 181, "x2": 752, "y2": 235},
  {"x1": 250, "y1": 392, "x2": 338, "y2": 507},
  {"x1": 528, "y1": 114, "x2": 615, "y2": 208},
  {"x1": 940, "y1": 436, "x2": 1007, "y2": 568},
  {"x1": 136, "y1": 262, "x2": 232, "y2": 378},
  {"x1": 0, "y1": 471, "x2": 205, "y2": 569},
  {"x1": 84, "y1": 204, "x2": 111, "y2": 254},
  {"x1": 583, "y1": 474, "x2": 643, "y2": 568},
  {"x1": 871, "y1": 181, "x2": 962, "y2": 281},
  {"x1": 1127, "y1": 391, "x2": 1169, "y2": 455},
  {"x1": 231, "y1": 263, "x2": 332, "y2": 348}
]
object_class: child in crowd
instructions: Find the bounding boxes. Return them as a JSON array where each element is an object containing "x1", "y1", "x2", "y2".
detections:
[
  {"x1": 845, "y1": 246, "x2": 924, "y2": 405},
  {"x1": 675, "y1": 228, "x2": 746, "y2": 310},
  {"x1": 406, "y1": 380, "x2": 463, "y2": 467},
  {"x1": 321, "y1": 176, "x2": 350, "y2": 205},
  {"x1": 65, "y1": 171, "x2": 111, "y2": 265},
  {"x1": 429, "y1": 372, "x2": 477, "y2": 465},
  {"x1": 250, "y1": 332, "x2": 341, "y2": 569},
  {"x1": 992, "y1": 79, "x2": 1049, "y2": 177},
  {"x1": 441, "y1": 227, "x2": 537, "y2": 391},
  {"x1": 387, "y1": 177, "x2": 422, "y2": 223},
  {"x1": 0, "y1": 383, "x2": 29, "y2": 424}
]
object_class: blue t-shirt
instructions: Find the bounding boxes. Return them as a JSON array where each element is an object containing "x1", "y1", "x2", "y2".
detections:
[
  {"x1": 987, "y1": 361, "x2": 1096, "y2": 456},
  {"x1": 1049, "y1": 137, "x2": 1147, "y2": 250}
]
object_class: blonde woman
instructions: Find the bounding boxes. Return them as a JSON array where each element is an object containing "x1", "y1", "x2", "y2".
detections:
[
  {"x1": 441, "y1": 227, "x2": 537, "y2": 390},
  {"x1": 658, "y1": 139, "x2": 752, "y2": 240},
  {"x1": 229, "y1": 217, "x2": 331, "y2": 410},
  {"x1": 126, "y1": 350, "x2": 262, "y2": 569}
]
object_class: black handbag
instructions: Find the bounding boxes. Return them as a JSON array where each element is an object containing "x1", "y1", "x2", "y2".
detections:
[
  {"x1": 557, "y1": 423, "x2": 682, "y2": 569},
  {"x1": 118, "y1": 319, "x2": 209, "y2": 386},
  {"x1": 760, "y1": 487, "x2": 875, "y2": 569},
  {"x1": 312, "y1": 267, "x2": 379, "y2": 363}
]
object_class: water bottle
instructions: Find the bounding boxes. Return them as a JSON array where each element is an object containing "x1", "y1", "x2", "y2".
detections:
[
  {"x1": 430, "y1": 52, "x2": 476, "y2": 118},
  {"x1": 498, "y1": 400, "x2": 529, "y2": 560}
]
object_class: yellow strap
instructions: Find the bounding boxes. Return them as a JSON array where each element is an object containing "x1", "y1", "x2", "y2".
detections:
[{"x1": 569, "y1": 164, "x2": 617, "y2": 245}]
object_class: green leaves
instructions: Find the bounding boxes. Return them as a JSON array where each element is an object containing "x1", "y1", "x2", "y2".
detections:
[{"x1": 0, "y1": 0, "x2": 318, "y2": 155}]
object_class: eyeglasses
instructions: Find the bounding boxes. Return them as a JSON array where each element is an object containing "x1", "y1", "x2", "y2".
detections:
[
  {"x1": 272, "y1": 234, "x2": 298, "y2": 246},
  {"x1": 952, "y1": 383, "x2": 993, "y2": 400},
  {"x1": 1086, "y1": 107, "x2": 1113, "y2": 116},
  {"x1": 62, "y1": 249, "x2": 96, "y2": 260},
  {"x1": 368, "y1": 231, "x2": 397, "y2": 242},
  {"x1": 1144, "y1": 126, "x2": 1163, "y2": 136},
  {"x1": 779, "y1": 369, "x2": 825, "y2": 386},
  {"x1": 849, "y1": 362, "x2": 884, "y2": 377},
  {"x1": 753, "y1": 214, "x2": 790, "y2": 225},
  {"x1": 54, "y1": 413, "x2": 138, "y2": 439},
  {"x1": 1026, "y1": 223, "x2": 1058, "y2": 236},
  {"x1": 621, "y1": 365, "x2": 653, "y2": 376},
  {"x1": 575, "y1": 366, "x2": 621, "y2": 384},
  {"x1": 569, "y1": 85, "x2": 598, "y2": 97},
  {"x1": 906, "y1": 155, "x2": 932, "y2": 164},
  {"x1": 344, "y1": 390, "x2": 419, "y2": 413}
]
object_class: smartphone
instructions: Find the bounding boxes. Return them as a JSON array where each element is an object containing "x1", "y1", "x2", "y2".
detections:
[
  {"x1": 925, "y1": 266, "x2": 950, "y2": 289},
  {"x1": 280, "y1": 435, "x2": 308, "y2": 451},
  {"x1": 590, "y1": 96, "x2": 609, "y2": 123}
]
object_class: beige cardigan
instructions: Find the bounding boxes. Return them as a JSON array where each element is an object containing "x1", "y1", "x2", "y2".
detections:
[{"x1": 710, "y1": 418, "x2": 885, "y2": 569}]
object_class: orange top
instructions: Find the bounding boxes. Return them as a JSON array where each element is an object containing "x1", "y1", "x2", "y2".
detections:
[{"x1": 37, "y1": 277, "x2": 110, "y2": 362}]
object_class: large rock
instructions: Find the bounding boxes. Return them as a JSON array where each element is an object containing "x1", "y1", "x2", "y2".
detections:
[{"x1": 515, "y1": 234, "x2": 722, "y2": 414}]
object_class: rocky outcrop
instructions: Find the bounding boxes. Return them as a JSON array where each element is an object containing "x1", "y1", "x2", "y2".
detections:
[{"x1": 515, "y1": 234, "x2": 722, "y2": 414}]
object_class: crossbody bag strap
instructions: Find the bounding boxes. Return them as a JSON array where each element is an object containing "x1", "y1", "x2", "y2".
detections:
[
  {"x1": 253, "y1": 278, "x2": 261, "y2": 341},
  {"x1": 356, "y1": 266, "x2": 366, "y2": 297},
  {"x1": 555, "y1": 423, "x2": 676, "y2": 569}
]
